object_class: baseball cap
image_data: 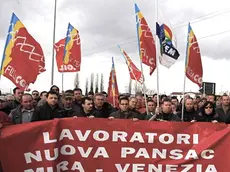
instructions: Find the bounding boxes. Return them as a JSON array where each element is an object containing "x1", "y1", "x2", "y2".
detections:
[{"x1": 63, "y1": 92, "x2": 73, "y2": 99}]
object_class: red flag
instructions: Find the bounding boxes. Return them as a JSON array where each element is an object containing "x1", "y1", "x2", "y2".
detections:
[
  {"x1": 118, "y1": 45, "x2": 143, "y2": 83},
  {"x1": 54, "y1": 38, "x2": 78, "y2": 72},
  {"x1": 185, "y1": 23, "x2": 203, "y2": 87},
  {"x1": 63, "y1": 23, "x2": 81, "y2": 71},
  {"x1": 107, "y1": 57, "x2": 119, "y2": 108},
  {"x1": 135, "y1": 4, "x2": 156, "y2": 75},
  {"x1": 0, "y1": 13, "x2": 45, "y2": 90}
]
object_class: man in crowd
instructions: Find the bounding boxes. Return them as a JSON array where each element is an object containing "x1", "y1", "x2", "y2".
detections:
[
  {"x1": 135, "y1": 94, "x2": 146, "y2": 113},
  {"x1": 73, "y1": 88, "x2": 83, "y2": 112},
  {"x1": 171, "y1": 96, "x2": 180, "y2": 112},
  {"x1": 143, "y1": 100, "x2": 156, "y2": 120},
  {"x1": 155, "y1": 99, "x2": 181, "y2": 121},
  {"x1": 93, "y1": 93, "x2": 115, "y2": 118},
  {"x1": 37, "y1": 91, "x2": 47, "y2": 107},
  {"x1": 61, "y1": 91, "x2": 79, "y2": 117},
  {"x1": 32, "y1": 90, "x2": 40, "y2": 102},
  {"x1": 128, "y1": 96, "x2": 141, "y2": 118},
  {"x1": 32, "y1": 91, "x2": 63, "y2": 121},
  {"x1": 109, "y1": 96, "x2": 138, "y2": 120},
  {"x1": 216, "y1": 94, "x2": 230, "y2": 122},
  {"x1": 9, "y1": 94, "x2": 34, "y2": 124},
  {"x1": 78, "y1": 97, "x2": 100, "y2": 117},
  {"x1": 207, "y1": 94, "x2": 216, "y2": 104},
  {"x1": 178, "y1": 98, "x2": 198, "y2": 122},
  {"x1": 87, "y1": 91, "x2": 94, "y2": 99},
  {"x1": 10, "y1": 87, "x2": 24, "y2": 110}
]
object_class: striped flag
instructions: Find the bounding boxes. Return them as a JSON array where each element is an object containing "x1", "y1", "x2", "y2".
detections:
[
  {"x1": 63, "y1": 23, "x2": 81, "y2": 71},
  {"x1": 0, "y1": 13, "x2": 45, "y2": 90},
  {"x1": 117, "y1": 45, "x2": 143, "y2": 83},
  {"x1": 134, "y1": 3, "x2": 156, "y2": 75},
  {"x1": 107, "y1": 57, "x2": 119, "y2": 107},
  {"x1": 185, "y1": 23, "x2": 203, "y2": 87}
]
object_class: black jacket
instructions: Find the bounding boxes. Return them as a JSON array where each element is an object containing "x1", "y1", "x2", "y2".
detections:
[
  {"x1": 77, "y1": 109, "x2": 101, "y2": 118},
  {"x1": 109, "y1": 110, "x2": 138, "y2": 119},
  {"x1": 196, "y1": 112, "x2": 220, "y2": 122},
  {"x1": 156, "y1": 112, "x2": 181, "y2": 122},
  {"x1": 215, "y1": 106, "x2": 230, "y2": 122},
  {"x1": 178, "y1": 108, "x2": 198, "y2": 122},
  {"x1": 93, "y1": 102, "x2": 115, "y2": 118},
  {"x1": 31, "y1": 103, "x2": 64, "y2": 122}
]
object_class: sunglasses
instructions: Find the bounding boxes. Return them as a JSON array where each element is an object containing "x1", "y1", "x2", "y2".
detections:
[{"x1": 205, "y1": 106, "x2": 213, "y2": 109}]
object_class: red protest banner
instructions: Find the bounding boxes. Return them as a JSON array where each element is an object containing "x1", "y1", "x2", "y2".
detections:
[{"x1": 0, "y1": 118, "x2": 230, "y2": 172}]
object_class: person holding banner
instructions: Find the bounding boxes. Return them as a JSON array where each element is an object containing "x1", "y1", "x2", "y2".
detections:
[
  {"x1": 195, "y1": 101, "x2": 220, "y2": 123},
  {"x1": 109, "y1": 96, "x2": 138, "y2": 120},
  {"x1": 31, "y1": 91, "x2": 64, "y2": 122},
  {"x1": 155, "y1": 99, "x2": 181, "y2": 122}
]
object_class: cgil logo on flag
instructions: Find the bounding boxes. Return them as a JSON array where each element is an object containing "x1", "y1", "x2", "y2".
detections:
[{"x1": 0, "y1": 13, "x2": 45, "y2": 90}]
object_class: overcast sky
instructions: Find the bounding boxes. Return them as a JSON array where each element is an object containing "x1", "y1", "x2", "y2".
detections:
[{"x1": 0, "y1": 0, "x2": 230, "y2": 95}]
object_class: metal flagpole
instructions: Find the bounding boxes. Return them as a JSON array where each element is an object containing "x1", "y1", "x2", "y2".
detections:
[
  {"x1": 61, "y1": 72, "x2": 64, "y2": 91},
  {"x1": 51, "y1": 0, "x2": 57, "y2": 86},
  {"x1": 181, "y1": 66, "x2": 187, "y2": 122},
  {"x1": 181, "y1": 23, "x2": 191, "y2": 121},
  {"x1": 149, "y1": 0, "x2": 160, "y2": 121},
  {"x1": 133, "y1": 0, "x2": 149, "y2": 116},
  {"x1": 155, "y1": 0, "x2": 160, "y2": 109}
]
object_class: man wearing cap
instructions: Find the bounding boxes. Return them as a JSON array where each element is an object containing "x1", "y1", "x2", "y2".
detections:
[{"x1": 61, "y1": 90, "x2": 80, "y2": 117}]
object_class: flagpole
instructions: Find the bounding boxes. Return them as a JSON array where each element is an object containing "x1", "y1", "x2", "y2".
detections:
[
  {"x1": 61, "y1": 71, "x2": 64, "y2": 92},
  {"x1": 51, "y1": 0, "x2": 57, "y2": 86},
  {"x1": 181, "y1": 67, "x2": 186, "y2": 122},
  {"x1": 181, "y1": 23, "x2": 191, "y2": 121},
  {"x1": 155, "y1": 0, "x2": 160, "y2": 108},
  {"x1": 133, "y1": 3, "x2": 149, "y2": 115},
  {"x1": 148, "y1": 0, "x2": 160, "y2": 121}
]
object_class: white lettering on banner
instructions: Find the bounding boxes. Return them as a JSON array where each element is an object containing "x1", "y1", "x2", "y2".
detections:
[
  {"x1": 186, "y1": 66, "x2": 202, "y2": 84},
  {"x1": 121, "y1": 148, "x2": 214, "y2": 160},
  {"x1": 24, "y1": 161, "x2": 85, "y2": 172},
  {"x1": 59, "y1": 64, "x2": 76, "y2": 71},
  {"x1": 4, "y1": 65, "x2": 29, "y2": 89},
  {"x1": 44, "y1": 148, "x2": 58, "y2": 161},
  {"x1": 24, "y1": 146, "x2": 109, "y2": 163},
  {"x1": 43, "y1": 130, "x2": 199, "y2": 144},
  {"x1": 115, "y1": 164, "x2": 217, "y2": 172}
]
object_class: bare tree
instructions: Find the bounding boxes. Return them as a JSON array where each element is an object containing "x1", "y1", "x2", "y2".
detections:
[
  {"x1": 73, "y1": 72, "x2": 80, "y2": 88},
  {"x1": 85, "y1": 78, "x2": 89, "y2": 95},
  {"x1": 100, "y1": 73, "x2": 104, "y2": 92},
  {"x1": 133, "y1": 81, "x2": 142, "y2": 95},
  {"x1": 95, "y1": 73, "x2": 99, "y2": 93},
  {"x1": 90, "y1": 73, "x2": 94, "y2": 92}
]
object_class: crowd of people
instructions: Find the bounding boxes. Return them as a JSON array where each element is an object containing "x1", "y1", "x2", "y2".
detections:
[{"x1": 0, "y1": 85, "x2": 230, "y2": 128}]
